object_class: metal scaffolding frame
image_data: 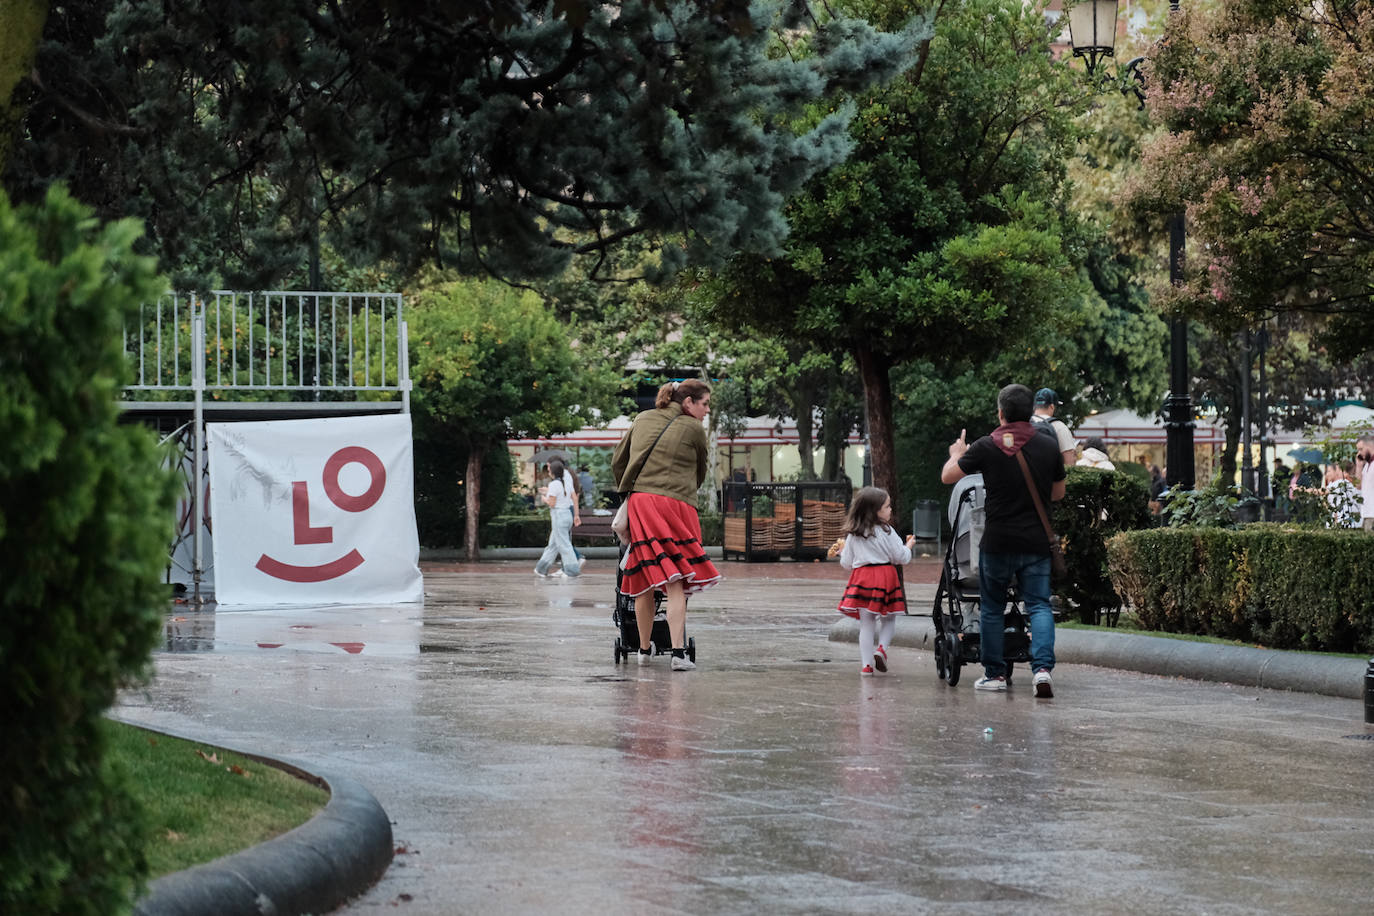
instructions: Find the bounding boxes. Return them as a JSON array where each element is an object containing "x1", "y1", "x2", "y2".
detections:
[{"x1": 121, "y1": 291, "x2": 411, "y2": 605}]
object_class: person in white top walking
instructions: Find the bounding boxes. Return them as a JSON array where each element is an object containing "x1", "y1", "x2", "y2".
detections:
[
  {"x1": 534, "y1": 457, "x2": 582, "y2": 577},
  {"x1": 1356, "y1": 436, "x2": 1374, "y2": 532},
  {"x1": 830, "y1": 487, "x2": 916, "y2": 676}
]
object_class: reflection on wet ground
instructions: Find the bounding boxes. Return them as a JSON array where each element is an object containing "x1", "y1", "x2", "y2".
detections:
[{"x1": 122, "y1": 560, "x2": 1374, "y2": 916}]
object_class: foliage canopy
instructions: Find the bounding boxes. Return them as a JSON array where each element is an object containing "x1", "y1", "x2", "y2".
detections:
[
  {"x1": 4, "y1": 0, "x2": 920, "y2": 289},
  {"x1": 1127, "y1": 0, "x2": 1374, "y2": 356}
]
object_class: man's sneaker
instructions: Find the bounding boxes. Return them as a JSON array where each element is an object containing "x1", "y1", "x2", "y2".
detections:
[
  {"x1": 873, "y1": 645, "x2": 888, "y2": 673},
  {"x1": 637, "y1": 650, "x2": 652, "y2": 666},
  {"x1": 860, "y1": 664, "x2": 875, "y2": 677},
  {"x1": 1033, "y1": 668, "x2": 1054, "y2": 698},
  {"x1": 671, "y1": 654, "x2": 696, "y2": 671},
  {"x1": 974, "y1": 675, "x2": 1007, "y2": 692},
  {"x1": 533, "y1": 568, "x2": 549, "y2": 578},
  {"x1": 548, "y1": 569, "x2": 566, "y2": 578}
]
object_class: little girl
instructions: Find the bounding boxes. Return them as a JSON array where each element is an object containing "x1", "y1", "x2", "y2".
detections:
[{"x1": 832, "y1": 486, "x2": 915, "y2": 676}]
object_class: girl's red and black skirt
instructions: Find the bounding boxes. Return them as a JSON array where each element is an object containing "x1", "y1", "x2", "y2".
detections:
[
  {"x1": 838, "y1": 564, "x2": 906, "y2": 618},
  {"x1": 619, "y1": 492, "x2": 721, "y2": 598}
]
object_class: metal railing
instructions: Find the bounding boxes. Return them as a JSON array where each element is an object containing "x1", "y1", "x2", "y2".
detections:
[
  {"x1": 124, "y1": 290, "x2": 409, "y2": 401},
  {"x1": 123, "y1": 290, "x2": 410, "y2": 605}
]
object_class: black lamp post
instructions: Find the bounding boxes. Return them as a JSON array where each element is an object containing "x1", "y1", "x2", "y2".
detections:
[{"x1": 1069, "y1": 0, "x2": 1196, "y2": 491}]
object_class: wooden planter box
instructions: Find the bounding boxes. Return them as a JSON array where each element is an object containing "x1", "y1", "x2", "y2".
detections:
[{"x1": 721, "y1": 481, "x2": 852, "y2": 562}]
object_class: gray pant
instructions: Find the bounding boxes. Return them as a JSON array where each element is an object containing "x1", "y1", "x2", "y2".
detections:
[{"x1": 535, "y1": 507, "x2": 581, "y2": 576}]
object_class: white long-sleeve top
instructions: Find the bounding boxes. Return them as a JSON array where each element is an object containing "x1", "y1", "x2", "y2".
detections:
[{"x1": 839, "y1": 527, "x2": 912, "y2": 569}]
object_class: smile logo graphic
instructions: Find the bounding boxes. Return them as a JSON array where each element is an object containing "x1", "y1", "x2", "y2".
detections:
[{"x1": 256, "y1": 446, "x2": 386, "y2": 582}]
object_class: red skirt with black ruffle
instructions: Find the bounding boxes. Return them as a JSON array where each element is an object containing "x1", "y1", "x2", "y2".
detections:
[
  {"x1": 618, "y1": 492, "x2": 721, "y2": 598},
  {"x1": 838, "y1": 564, "x2": 906, "y2": 618}
]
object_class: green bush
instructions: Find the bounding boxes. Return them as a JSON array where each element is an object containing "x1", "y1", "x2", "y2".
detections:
[
  {"x1": 698, "y1": 511, "x2": 722, "y2": 547},
  {"x1": 479, "y1": 514, "x2": 553, "y2": 548},
  {"x1": 477, "y1": 511, "x2": 722, "y2": 549},
  {"x1": 1161, "y1": 484, "x2": 1264, "y2": 528},
  {"x1": 1107, "y1": 526, "x2": 1374, "y2": 652},
  {"x1": 1051, "y1": 467, "x2": 1153, "y2": 624},
  {"x1": 1, "y1": 187, "x2": 177, "y2": 913},
  {"x1": 412, "y1": 429, "x2": 513, "y2": 549}
]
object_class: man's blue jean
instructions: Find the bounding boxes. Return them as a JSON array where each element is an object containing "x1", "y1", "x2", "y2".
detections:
[
  {"x1": 977, "y1": 551, "x2": 1053, "y2": 678},
  {"x1": 535, "y1": 507, "x2": 581, "y2": 577}
]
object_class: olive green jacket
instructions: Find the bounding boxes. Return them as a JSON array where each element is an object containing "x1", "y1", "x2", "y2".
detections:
[{"x1": 611, "y1": 403, "x2": 708, "y2": 504}]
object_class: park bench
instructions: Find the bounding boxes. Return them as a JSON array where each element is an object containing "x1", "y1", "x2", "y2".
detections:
[{"x1": 572, "y1": 513, "x2": 618, "y2": 544}]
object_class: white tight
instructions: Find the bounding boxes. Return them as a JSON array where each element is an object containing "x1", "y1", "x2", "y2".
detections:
[{"x1": 857, "y1": 610, "x2": 896, "y2": 667}]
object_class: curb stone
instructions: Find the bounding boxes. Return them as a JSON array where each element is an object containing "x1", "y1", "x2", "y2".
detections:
[
  {"x1": 122, "y1": 723, "x2": 393, "y2": 916},
  {"x1": 828, "y1": 616, "x2": 1367, "y2": 700}
]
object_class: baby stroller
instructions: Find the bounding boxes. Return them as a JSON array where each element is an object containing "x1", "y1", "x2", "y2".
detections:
[
  {"x1": 611, "y1": 544, "x2": 696, "y2": 664},
  {"x1": 931, "y1": 474, "x2": 1031, "y2": 686}
]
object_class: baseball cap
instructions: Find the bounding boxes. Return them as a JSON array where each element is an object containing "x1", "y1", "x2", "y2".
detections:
[{"x1": 1034, "y1": 388, "x2": 1060, "y2": 406}]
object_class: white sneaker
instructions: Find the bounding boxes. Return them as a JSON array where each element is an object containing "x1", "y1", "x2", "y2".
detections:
[
  {"x1": 1033, "y1": 668, "x2": 1054, "y2": 698},
  {"x1": 637, "y1": 650, "x2": 652, "y2": 666},
  {"x1": 671, "y1": 654, "x2": 696, "y2": 671},
  {"x1": 974, "y1": 675, "x2": 1007, "y2": 692},
  {"x1": 533, "y1": 568, "x2": 549, "y2": 578}
]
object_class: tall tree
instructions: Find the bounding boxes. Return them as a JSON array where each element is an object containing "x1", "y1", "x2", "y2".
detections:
[
  {"x1": 0, "y1": 0, "x2": 46, "y2": 172},
  {"x1": 4, "y1": 1, "x2": 920, "y2": 289},
  {"x1": 408, "y1": 279, "x2": 616, "y2": 559},
  {"x1": 1126, "y1": 0, "x2": 1374, "y2": 356},
  {"x1": 698, "y1": 0, "x2": 1090, "y2": 505}
]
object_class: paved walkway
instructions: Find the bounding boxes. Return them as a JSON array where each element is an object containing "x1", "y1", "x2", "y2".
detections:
[{"x1": 116, "y1": 559, "x2": 1374, "y2": 915}]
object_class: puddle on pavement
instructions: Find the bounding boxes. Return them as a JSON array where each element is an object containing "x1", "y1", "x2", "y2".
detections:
[{"x1": 164, "y1": 614, "x2": 216, "y2": 653}]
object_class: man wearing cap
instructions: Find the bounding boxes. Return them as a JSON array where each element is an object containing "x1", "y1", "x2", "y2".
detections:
[{"x1": 1032, "y1": 388, "x2": 1076, "y2": 468}]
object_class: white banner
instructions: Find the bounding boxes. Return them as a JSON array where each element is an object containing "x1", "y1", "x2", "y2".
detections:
[{"x1": 208, "y1": 414, "x2": 423, "y2": 606}]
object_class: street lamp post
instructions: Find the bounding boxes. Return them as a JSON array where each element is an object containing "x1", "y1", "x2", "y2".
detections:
[{"x1": 1069, "y1": 0, "x2": 1195, "y2": 490}]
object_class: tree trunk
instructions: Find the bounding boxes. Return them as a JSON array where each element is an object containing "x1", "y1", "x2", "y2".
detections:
[
  {"x1": 1218, "y1": 423, "x2": 1239, "y2": 489},
  {"x1": 792, "y1": 380, "x2": 818, "y2": 479},
  {"x1": 855, "y1": 345, "x2": 898, "y2": 502},
  {"x1": 464, "y1": 444, "x2": 484, "y2": 562},
  {"x1": 821, "y1": 416, "x2": 844, "y2": 481}
]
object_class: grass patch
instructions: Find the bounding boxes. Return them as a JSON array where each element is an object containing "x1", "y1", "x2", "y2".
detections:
[
  {"x1": 104, "y1": 719, "x2": 328, "y2": 879},
  {"x1": 1057, "y1": 618, "x2": 1370, "y2": 659}
]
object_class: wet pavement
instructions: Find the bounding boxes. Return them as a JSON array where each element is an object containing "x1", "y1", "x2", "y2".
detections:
[{"x1": 116, "y1": 559, "x2": 1374, "y2": 915}]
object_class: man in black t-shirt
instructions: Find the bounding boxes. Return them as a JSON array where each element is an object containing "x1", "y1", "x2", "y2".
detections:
[{"x1": 941, "y1": 384, "x2": 1066, "y2": 697}]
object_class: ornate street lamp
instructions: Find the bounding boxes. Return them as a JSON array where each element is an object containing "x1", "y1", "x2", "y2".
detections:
[
  {"x1": 1067, "y1": 0, "x2": 1120, "y2": 76},
  {"x1": 1068, "y1": 0, "x2": 1196, "y2": 491}
]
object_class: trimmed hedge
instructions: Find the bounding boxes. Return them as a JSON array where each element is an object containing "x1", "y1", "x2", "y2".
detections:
[
  {"x1": 479, "y1": 511, "x2": 723, "y2": 549},
  {"x1": 1107, "y1": 526, "x2": 1374, "y2": 653},
  {"x1": 1052, "y1": 467, "x2": 1154, "y2": 624}
]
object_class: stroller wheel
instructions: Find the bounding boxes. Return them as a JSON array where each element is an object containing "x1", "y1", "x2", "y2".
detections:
[
  {"x1": 614, "y1": 637, "x2": 624, "y2": 664},
  {"x1": 1004, "y1": 662, "x2": 1014, "y2": 686},
  {"x1": 687, "y1": 636, "x2": 696, "y2": 662},
  {"x1": 942, "y1": 633, "x2": 962, "y2": 687},
  {"x1": 934, "y1": 633, "x2": 947, "y2": 679}
]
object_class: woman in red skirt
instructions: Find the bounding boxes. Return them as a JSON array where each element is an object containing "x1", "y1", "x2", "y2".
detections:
[
  {"x1": 611, "y1": 379, "x2": 721, "y2": 670},
  {"x1": 834, "y1": 486, "x2": 915, "y2": 676}
]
